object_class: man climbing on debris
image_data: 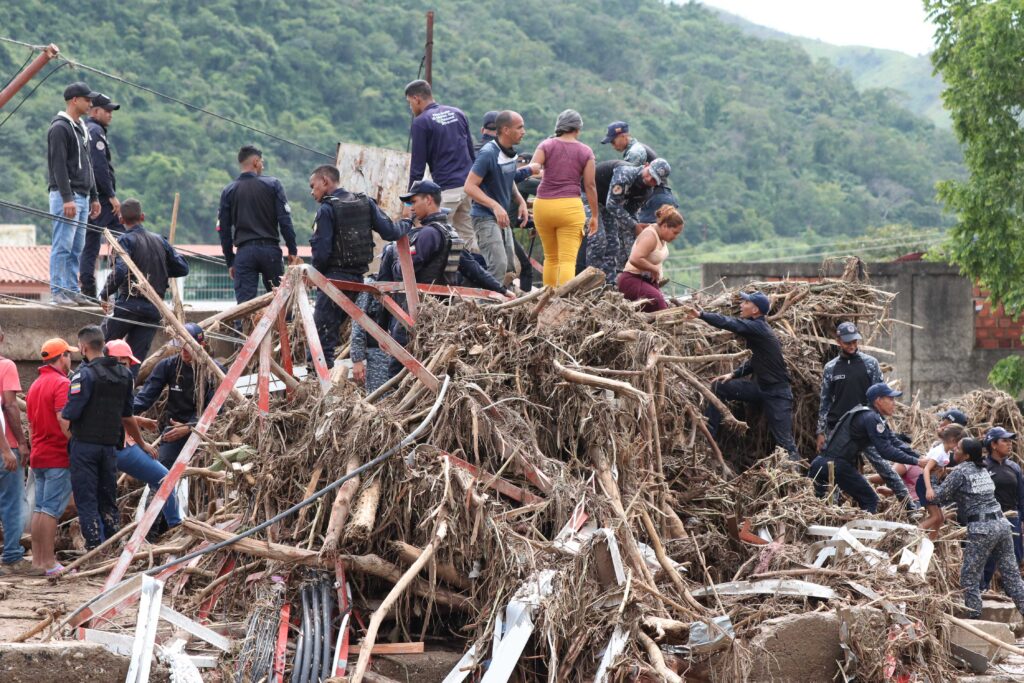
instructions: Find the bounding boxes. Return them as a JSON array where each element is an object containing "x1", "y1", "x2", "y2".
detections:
[
  {"x1": 377, "y1": 180, "x2": 507, "y2": 376},
  {"x1": 808, "y1": 383, "x2": 928, "y2": 513},
  {"x1": 601, "y1": 120, "x2": 657, "y2": 167},
  {"x1": 816, "y1": 322, "x2": 916, "y2": 509},
  {"x1": 133, "y1": 322, "x2": 220, "y2": 469},
  {"x1": 79, "y1": 93, "x2": 124, "y2": 300},
  {"x1": 62, "y1": 325, "x2": 154, "y2": 549},
  {"x1": 217, "y1": 145, "x2": 303, "y2": 304},
  {"x1": 307, "y1": 164, "x2": 405, "y2": 369},
  {"x1": 685, "y1": 291, "x2": 801, "y2": 464},
  {"x1": 98, "y1": 199, "x2": 190, "y2": 375},
  {"x1": 600, "y1": 158, "x2": 671, "y2": 283}
]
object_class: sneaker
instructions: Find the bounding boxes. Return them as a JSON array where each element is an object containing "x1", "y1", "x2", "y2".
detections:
[
  {"x1": 51, "y1": 294, "x2": 76, "y2": 306},
  {"x1": 69, "y1": 292, "x2": 94, "y2": 306},
  {"x1": 0, "y1": 559, "x2": 42, "y2": 576}
]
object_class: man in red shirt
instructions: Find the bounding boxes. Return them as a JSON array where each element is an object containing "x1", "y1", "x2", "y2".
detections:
[{"x1": 26, "y1": 338, "x2": 76, "y2": 575}]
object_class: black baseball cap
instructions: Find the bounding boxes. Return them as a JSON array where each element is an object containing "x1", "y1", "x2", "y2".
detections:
[
  {"x1": 866, "y1": 382, "x2": 902, "y2": 402},
  {"x1": 739, "y1": 290, "x2": 770, "y2": 315},
  {"x1": 482, "y1": 111, "x2": 499, "y2": 131},
  {"x1": 836, "y1": 322, "x2": 862, "y2": 342},
  {"x1": 91, "y1": 93, "x2": 121, "y2": 111},
  {"x1": 984, "y1": 426, "x2": 1017, "y2": 444},
  {"x1": 63, "y1": 81, "x2": 98, "y2": 101},
  {"x1": 400, "y1": 179, "x2": 442, "y2": 202},
  {"x1": 938, "y1": 409, "x2": 968, "y2": 426},
  {"x1": 601, "y1": 121, "x2": 629, "y2": 144}
]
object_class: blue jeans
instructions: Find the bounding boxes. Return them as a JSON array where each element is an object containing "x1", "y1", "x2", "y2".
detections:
[
  {"x1": 116, "y1": 445, "x2": 181, "y2": 527},
  {"x1": 808, "y1": 454, "x2": 879, "y2": 512},
  {"x1": 68, "y1": 440, "x2": 119, "y2": 549},
  {"x1": 49, "y1": 190, "x2": 89, "y2": 298},
  {"x1": 0, "y1": 449, "x2": 26, "y2": 564}
]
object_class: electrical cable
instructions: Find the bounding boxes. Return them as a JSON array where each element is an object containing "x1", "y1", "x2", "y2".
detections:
[
  {"x1": 0, "y1": 36, "x2": 45, "y2": 51},
  {"x1": 0, "y1": 60, "x2": 69, "y2": 131},
  {"x1": 1, "y1": 49, "x2": 34, "y2": 92}
]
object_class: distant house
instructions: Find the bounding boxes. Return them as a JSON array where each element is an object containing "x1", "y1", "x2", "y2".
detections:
[{"x1": 0, "y1": 244, "x2": 311, "y2": 304}]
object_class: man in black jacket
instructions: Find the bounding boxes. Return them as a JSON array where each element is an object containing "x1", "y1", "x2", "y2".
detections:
[
  {"x1": 79, "y1": 93, "x2": 124, "y2": 299},
  {"x1": 217, "y1": 145, "x2": 302, "y2": 303},
  {"x1": 98, "y1": 199, "x2": 189, "y2": 375},
  {"x1": 47, "y1": 82, "x2": 101, "y2": 305},
  {"x1": 686, "y1": 291, "x2": 800, "y2": 462}
]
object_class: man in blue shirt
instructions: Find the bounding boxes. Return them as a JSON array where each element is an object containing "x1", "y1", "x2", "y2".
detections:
[
  {"x1": 98, "y1": 199, "x2": 190, "y2": 375},
  {"x1": 308, "y1": 164, "x2": 405, "y2": 369},
  {"x1": 404, "y1": 79, "x2": 476, "y2": 252},
  {"x1": 464, "y1": 110, "x2": 530, "y2": 282},
  {"x1": 217, "y1": 146, "x2": 302, "y2": 303}
]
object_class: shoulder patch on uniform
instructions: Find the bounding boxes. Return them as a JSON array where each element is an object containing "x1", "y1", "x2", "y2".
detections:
[
  {"x1": 70, "y1": 382, "x2": 81, "y2": 395},
  {"x1": 876, "y1": 422, "x2": 885, "y2": 434},
  {"x1": 283, "y1": 202, "x2": 292, "y2": 214},
  {"x1": 96, "y1": 141, "x2": 105, "y2": 151},
  {"x1": 612, "y1": 185, "x2": 624, "y2": 195}
]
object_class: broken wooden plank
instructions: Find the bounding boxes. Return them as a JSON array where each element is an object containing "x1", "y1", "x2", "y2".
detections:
[
  {"x1": 347, "y1": 642, "x2": 425, "y2": 655},
  {"x1": 158, "y1": 605, "x2": 233, "y2": 653}
]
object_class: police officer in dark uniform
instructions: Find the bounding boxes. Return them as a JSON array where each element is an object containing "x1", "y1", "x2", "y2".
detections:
[
  {"x1": 808, "y1": 383, "x2": 927, "y2": 512},
  {"x1": 377, "y1": 180, "x2": 507, "y2": 378},
  {"x1": 686, "y1": 291, "x2": 802, "y2": 464},
  {"x1": 218, "y1": 145, "x2": 301, "y2": 304},
  {"x1": 133, "y1": 323, "x2": 221, "y2": 468},
  {"x1": 308, "y1": 164, "x2": 405, "y2": 369},
  {"x1": 79, "y1": 93, "x2": 124, "y2": 299},
  {"x1": 62, "y1": 325, "x2": 154, "y2": 549},
  {"x1": 599, "y1": 158, "x2": 671, "y2": 283},
  {"x1": 98, "y1": 199, "x2": 189, "y2": 374},
  {"x1": 600, "y1": 121, "x2": 657, "y2": 167}
]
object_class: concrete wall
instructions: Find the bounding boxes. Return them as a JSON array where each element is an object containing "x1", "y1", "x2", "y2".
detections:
[{"x1": 701, "y1": 261, "x2": 1020, "y2": 406}]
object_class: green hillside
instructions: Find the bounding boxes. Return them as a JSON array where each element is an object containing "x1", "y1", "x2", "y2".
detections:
[
  {"x1": 0, "y1": 0, "x2": 961, "y2": 251},
  {"x1": 710, "y1": 7, "x2": 949, "y2": 129}
]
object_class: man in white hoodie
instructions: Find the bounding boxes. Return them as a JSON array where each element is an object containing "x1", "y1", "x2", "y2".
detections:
[{"x1": 46, "y1": 82, "x2": 101, "y2": 305}]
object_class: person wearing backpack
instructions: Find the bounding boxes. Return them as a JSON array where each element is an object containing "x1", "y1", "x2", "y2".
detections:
[{"x1": 307, "y1": 164, "x2": 405, "y2": 369}]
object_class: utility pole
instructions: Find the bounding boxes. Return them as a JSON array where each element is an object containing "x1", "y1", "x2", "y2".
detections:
[
  {"x1": 0, "y1": 44, "x2": 60, "y2": 110},
  {"x1": 424, "y1": 11, "x2": 434, "y2": 86}
]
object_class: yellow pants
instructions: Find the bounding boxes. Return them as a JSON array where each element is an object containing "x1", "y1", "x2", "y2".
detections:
[{"x1": 533, "y1": 197, "x2": 585, "y2": 287}]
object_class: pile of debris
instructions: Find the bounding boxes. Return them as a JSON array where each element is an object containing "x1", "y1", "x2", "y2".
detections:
[{"x1": 20, "y1": 263, "x2": 1024, "y2": 681}]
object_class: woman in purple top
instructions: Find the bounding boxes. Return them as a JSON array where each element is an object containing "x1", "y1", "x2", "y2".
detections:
[{"x1": 529, "y1": 110, "x2": 599, "y2": 287}]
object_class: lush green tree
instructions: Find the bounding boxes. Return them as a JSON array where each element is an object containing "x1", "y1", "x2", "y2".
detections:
[{"x1": 927, "y1": 0, "x2": 1024, "y2": 313}]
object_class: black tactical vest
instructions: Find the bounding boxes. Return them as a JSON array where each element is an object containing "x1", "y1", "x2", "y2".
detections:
[
  {"x1": 413, "y1": 222, "x2": 464, "y2": 285},
  {"x1": 70, "y1": 358, "x2": 134, "y2": 446},
  {"x1": 821, "y1": 405, "x2": 872, "y2": 464},
  {"x1": 323, "y1": 193, "x2": 374, "y2": 271},
  {"x1": 120, "y1": 229, "x2": 170, "y2": 300}
]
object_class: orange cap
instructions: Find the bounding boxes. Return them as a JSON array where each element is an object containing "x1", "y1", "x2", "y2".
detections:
[
  {"x1": 105, "y1": 339, "x2": 141, "y2": 365},
  {"x1": 40, "y1": 338, "x2": 78, "y2": 361}
]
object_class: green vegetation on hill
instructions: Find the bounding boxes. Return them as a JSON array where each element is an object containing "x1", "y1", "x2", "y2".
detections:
[{"x1": 0, "y1": 0, "x2": 960, "y2": 253}]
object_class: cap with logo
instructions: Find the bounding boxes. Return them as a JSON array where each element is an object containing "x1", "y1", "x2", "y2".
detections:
[
  {"x1": 482, "y1": 111, "x2": 499, "y2": 131},
  {"x1": 105, "y1": 339, "x2": 141, "y2": 365},
  {"x1": 40, "y1": 338, "x2": 78, "y2": 361},
  {"x1": 866, "y1": 382, "x2": 902, "y2": 402},
  {"x1": 938, "y1": 408, "x2": 968, "y2": 426},
  {"x1": 91, "y1": 93, "x2": 121, "y2": 111},
  {"x1": 63, "y1": 81, "x2": 98, "y2": 101},
  {"x1": 646, "y1": 158, "x2": 671, "y2": 186},
  {"x1": 836, "y1": 321, "x2": 862, "y2": 342},
  {"x1": 171, "y1": 322, "x2": 206, "y2": 348},
  {"x1": 984, "y1": 426, "x2": 1018, "y2": 444},
  {"x1": 601, "y1": 121, "x2": 629, "y2": 144},
  {"x1": 399, "y1": 180, "x2": 443, "y2": 202},
  {"x1": 739, "y1": 290, "x2": 770, "y2": 315}
]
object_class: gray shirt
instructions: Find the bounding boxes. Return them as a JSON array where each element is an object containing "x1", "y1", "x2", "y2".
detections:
[{"x1": 931, "y1": 461, "x2": 1008, "y2": 535}]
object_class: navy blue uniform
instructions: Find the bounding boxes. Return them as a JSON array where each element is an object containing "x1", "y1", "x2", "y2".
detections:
[
  {"x1": 62, "y1": 357, "x2": 134, "y2": 548},
  {"x1": 698, "y1": 310, "x2": 798, "y2": 460},
  {"x1": 808, "y1": 406, "x2": 921, "y2": 512},
  {"x1": 79, "y1": 117, "x2": 124, "y2": 298},
  {"x1": 217, "y1": 171, "x2": 297, "y2": 303},
  {"x1": 310, "y1": 188, "x2": 404, "y2": 369},
  {"x1": 99, "y1": 224, "x2": 189, "y2": 372},
  {"x1": 982, "y1": 455, "x2": 1024, "y2": 589}
]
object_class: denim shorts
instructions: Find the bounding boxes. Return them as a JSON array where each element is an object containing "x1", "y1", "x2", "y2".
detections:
[{"x1": 33, "y1": 467, "x2": 72, "y2": 518}]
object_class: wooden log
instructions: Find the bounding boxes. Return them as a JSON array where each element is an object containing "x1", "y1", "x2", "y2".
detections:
[
  {"x1": 347, "y1": 479, "x2": 382, "y2": 543},
  {"x1": 667, "y1": 363, "x2": 747, "y2": 433},
  {"x1": 294, "y1": 465, "x2": 324, "y2": 531},
  {"x1": 320, "y1": 452, "x2": 362, "y2": 557},
  {"x1": 639, "y1": 507, "x2": 706, "y2": 618},
  {"x1": 553, "y1": 359, "x2": 649, "y2": 402},
  {"x1": 348, "y1": 642, "x2": 425, "y2": 655},
  {"x1": 104, "y1": 229, "x2": 243, "y2": 402},
  {"x1": 393, "y1": 540, "x2": 470, "y2": 590},
  {"x1": 637, "y1": 630, "x2": 683, "y2": 683},
  {"x1": 493, "y1": 284, "x2": 550, "y2": 310},
  {"x1": 351, "y1": 520, "x2": 448, "y2": 683},
  {"x1": 945, "y1": 614, "x2": 1024, "y2": 657},
  {"x1": 60, "y1": 521, "x2": 139, "y2": 573},
  {"x1": 181, "y1": 519, "x2": 470, "y2": 610},
  {"x1": 656, "y1": 351, "x2": 750, "y2": 365}
]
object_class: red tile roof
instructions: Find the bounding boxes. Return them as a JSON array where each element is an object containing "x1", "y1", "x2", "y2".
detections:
[{"x1": 0, "y1": 246, "x2": 50, "y2": 284}]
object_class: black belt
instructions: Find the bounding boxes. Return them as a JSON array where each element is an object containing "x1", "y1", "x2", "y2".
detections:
[
  {"x1": 238, "y1": 238, "x2": 279, "y2": 247},
  {"x1": 967, "y1": 512, "x2": 1001, "y2": 523}
]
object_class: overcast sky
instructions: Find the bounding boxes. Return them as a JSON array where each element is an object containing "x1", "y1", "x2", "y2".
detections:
[{"x1": 699, "y1": 0, "x2": 937, "y2": 56}]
